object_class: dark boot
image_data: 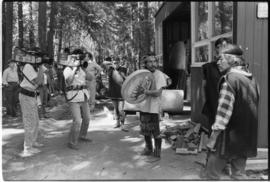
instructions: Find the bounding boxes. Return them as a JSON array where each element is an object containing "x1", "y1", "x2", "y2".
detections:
[
  {"x1": 153, "y1": 138, "x2": 162, "y2": 158},
  {"x1": 141, "y1": 136, "x2": 153, "y2": 155}
]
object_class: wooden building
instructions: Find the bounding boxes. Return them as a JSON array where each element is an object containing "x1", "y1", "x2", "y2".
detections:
[{"x1": 154, "y1": 2, "x2": 268, "y2": 147}]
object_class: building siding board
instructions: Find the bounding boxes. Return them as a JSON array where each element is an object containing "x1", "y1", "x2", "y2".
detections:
[
  {"x1": 237, "y1": 2, "x2": 268, "y2": 147},
  {"x1": 245, "y1": 2, "x2": 255, "y2": 71},
  {"x1": 237, "y1": 2, "x2": 247, "y2": 49},
  {"x1": 258, "y1": 19, "x2": 268, "y2": 147}
]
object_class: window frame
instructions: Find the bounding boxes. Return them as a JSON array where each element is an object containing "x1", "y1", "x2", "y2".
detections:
[{"x1": 191, "y1": 2, "x2": 233, "y2": 66}]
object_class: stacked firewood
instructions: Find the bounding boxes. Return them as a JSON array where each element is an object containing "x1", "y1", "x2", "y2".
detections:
[{"x1": 161, "y1": 121, "x2": 209, "y2": 154}]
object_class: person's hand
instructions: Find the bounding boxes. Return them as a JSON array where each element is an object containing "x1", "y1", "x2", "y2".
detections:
[
  {"x1": 144, "y1": 89, "x2": 150, "y2": 95},
  {"x1": 206, "y1": 130, "x2": 221, "y2": 152}
]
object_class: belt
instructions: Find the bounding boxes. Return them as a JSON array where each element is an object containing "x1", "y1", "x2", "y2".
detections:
[
  {"x1": 65, "y1": 85, "x2": 87, "y2": 92},
  {"x1": 7, "y1": 82, "x2": 19, "y2": 85},
  {"x1": 20, "y1": 87, "x2": 39, "y2": 97}
]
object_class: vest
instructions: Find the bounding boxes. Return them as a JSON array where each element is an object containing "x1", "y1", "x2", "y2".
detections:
[{"x1": 218, "y1": 71, "x2": 259, "y2": 158}]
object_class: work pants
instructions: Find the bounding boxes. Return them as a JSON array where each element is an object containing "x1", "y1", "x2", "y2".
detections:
[
  {"x1": 204, "y1": 150, "x2": 248, "y2": 179},
  {"x1": 5, "y1": 82, "x2": 19, "y2": 116},
  {"x1": 19, "y1": 93, "x2": 39, "y2": 150},
  {"x1": 68, "y1": 98, "x2": 91, "y2": 146},
  {"x1": 111, "y1": 99, "x2": 124, "y2": 125},
  {"x1": 88, "y1": 80, "x2": 97, "y2": 110}
]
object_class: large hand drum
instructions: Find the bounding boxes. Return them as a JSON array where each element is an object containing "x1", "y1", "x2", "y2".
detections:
[{"x1": 121, "y1": 69, "x2": 154, "y2": 104}]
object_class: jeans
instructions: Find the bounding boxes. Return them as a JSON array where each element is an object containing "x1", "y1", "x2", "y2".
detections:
[
  {"x1": 5, "y1": 82, "x2": 19, "y2": 116},
  {"x1": 68, "y1": 98, "x2": 91, "y2": 146}
]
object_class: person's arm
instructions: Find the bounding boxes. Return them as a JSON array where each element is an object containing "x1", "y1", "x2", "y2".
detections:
[
  {"x1": 206, "y1": 81, "x2": 235, "y2": 151},
  {"x1": 94, "y1": 63, "x2": 103, "y2": 76},
  {"x1": 2, "y1": 69, "x2": 8, "y2": 86},
  {"x1": 144, "y1": 78, "x2": 162, "y2": 97},
  {"x1": 144, "y1": 88, "x2": 162, "y2": 97},
  {"x1": 63, "y1": 66, "x2": 79, "y2": 86}
]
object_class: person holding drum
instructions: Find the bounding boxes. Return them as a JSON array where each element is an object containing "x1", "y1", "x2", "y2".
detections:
[{"x1": 138, "y1": 54, "x2": 170, "y2": 159}]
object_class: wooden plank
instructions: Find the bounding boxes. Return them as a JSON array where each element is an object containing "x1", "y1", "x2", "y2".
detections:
[
  {"x1": 257, "y1": 18, "x2": 268, "y2": 147},
  {"x1": 236, "y1": 2, "x2": 247, "y2": 49},
  {"x1": 198, "y1": 132, "x2": 204, "y2": 152},
  {"x1": 245, "y1": 2, "x2": 256, "y2": 71}
]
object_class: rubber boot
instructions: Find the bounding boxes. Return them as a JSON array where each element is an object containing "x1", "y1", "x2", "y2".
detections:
[{"x1": 153, "y1": 138, "x2": 162, "y2": 158}]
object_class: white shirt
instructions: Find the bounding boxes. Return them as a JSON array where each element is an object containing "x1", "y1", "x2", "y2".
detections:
[
  {"x1": 63, "y1": 67, "x2": 89, "y2": 102},
  {"x1": 140, "y1": 70, "x2": 169, "y2": 113},
  {"x1": 2, "y1": 66, "x2": 19, "y2": 85},
  {"x1": 20, "y1": 64, "x2": 38, "y2": 91}
]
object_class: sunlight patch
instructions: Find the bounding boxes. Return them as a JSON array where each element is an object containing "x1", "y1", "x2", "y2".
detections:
[
  {"x1": 120, "y1": 162, "x2": 134, "y2": 168},
  {"x1": 2, "y1": 129, "x2": 24, "y2": 139},
  {"x1": 120, "y1": 136, "x2": 142, "y2": 143},
  {"x1": 71, "y1": 161, "x2": 91, "y2": 170}
]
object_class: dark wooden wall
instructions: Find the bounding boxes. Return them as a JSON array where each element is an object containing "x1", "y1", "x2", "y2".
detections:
[{"x1": 236, "y1": 2, "x2": 268, "y2": 147}]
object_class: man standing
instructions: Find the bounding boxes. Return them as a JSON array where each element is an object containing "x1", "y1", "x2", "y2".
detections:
[
  {"x1": 63, "y1": 49, "x2": 93, "y2": 150},
  {"x1": 84, "y1": 52, "x2": 102, "y2": 112},
  {"x1": 18, "y1": 51, "x2": 44, "y2": 157},
  {"x1": 2, "y1": 59, "x2": 20, "y2": 117},
  {"x1": 103, "y1": 57, "x2": 128, "y2": 131},
  {"x1": 201, "y1": 38, "x2": 232, "y2": 175},
  {"x1": 202, "y1": 44, "x2": 260, "y2": 180},
  {"x1": 139, "y1": 54, "x2": 170, "y2": 159},
  {"x1": 202, "y1": 37, "x2": 232, "y2": 132}
]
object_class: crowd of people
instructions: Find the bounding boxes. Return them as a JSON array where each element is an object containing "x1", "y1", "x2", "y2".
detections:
[{"x1": 2, "y1": 39, "x2": 260, "y2": 179}]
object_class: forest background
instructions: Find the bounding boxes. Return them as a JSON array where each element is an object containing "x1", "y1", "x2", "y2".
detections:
[{"x1": 2, "y1": 1, "x2": 162, "y2": 72}]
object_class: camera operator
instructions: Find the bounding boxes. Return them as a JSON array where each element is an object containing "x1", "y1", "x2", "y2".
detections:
[
  {"x1": 63, "y1": 49, "x2": 93, "y2": 150},
  {"x1": 17, "y1": 48, "x2": 45, "y2": 157}
]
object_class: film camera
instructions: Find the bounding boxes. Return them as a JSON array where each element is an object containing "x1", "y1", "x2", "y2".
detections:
[{"x1": 70, "y1": 49, "x2": 88, "y2": 69}]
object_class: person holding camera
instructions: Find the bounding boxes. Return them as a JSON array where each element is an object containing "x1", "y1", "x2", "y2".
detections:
[
  {"x1": 17, "y1": 49, "x2": 45, "y2": 157},
  {"x1": 63, "y1": 49, "x2": 93, "y2": 150}
]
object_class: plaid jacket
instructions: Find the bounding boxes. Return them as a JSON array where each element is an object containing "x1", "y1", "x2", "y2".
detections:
[{"x1": 211, "y1": 81, "x2": 235, "y2": 130}]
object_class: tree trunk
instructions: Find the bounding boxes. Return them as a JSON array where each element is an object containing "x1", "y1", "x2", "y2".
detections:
[
  {"x1": 143, "y1": 2, "x2": 150, "y2": 55},
  {"x1": 29, "y1": 2, "x2": 35, "y2": 49},
  {"x1": 38, "y1": 2, "x2": 47, "y2": 52},
  {"x1": 47, "y1": 2, "x2": 57, "y2": 58},
  {"x1": 3, "y1": 2, "x2": 13, "y2": 69},
  {"x1": 57, "y1": 2, "x2": 64, "y2": 62},
  {"x1": 2, "y1": 2, "x2": 6, "y2": 69},
  {"x1": 18, "y1": 2, "x2": 23, "y2": 48}
]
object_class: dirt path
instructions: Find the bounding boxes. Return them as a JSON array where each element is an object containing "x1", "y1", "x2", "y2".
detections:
[{"x1": 2, "y1": 96, "x2": 264, "y2": 181}]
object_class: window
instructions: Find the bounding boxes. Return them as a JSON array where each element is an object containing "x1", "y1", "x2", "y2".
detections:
[
  {"x1": 195, "y1": 46, "x2": 208, "y2": 63},
  {"x1": 191, "y1": 2, "x2": 233, "y2": 64},
  {"x1": 214, "y1": 2, "x2": 233, "y2": 35},
  {"x1": 197, "y1": 2, "x2": 209, "y2": 41}
]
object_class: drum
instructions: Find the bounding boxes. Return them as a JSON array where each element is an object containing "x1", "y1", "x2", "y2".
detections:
[
  {"x1": 121, "y1": 69, "x2": 154, "y2": 104},
  {"x1": 123, "y1": 90, "x2": 184, "y2": 113}
]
